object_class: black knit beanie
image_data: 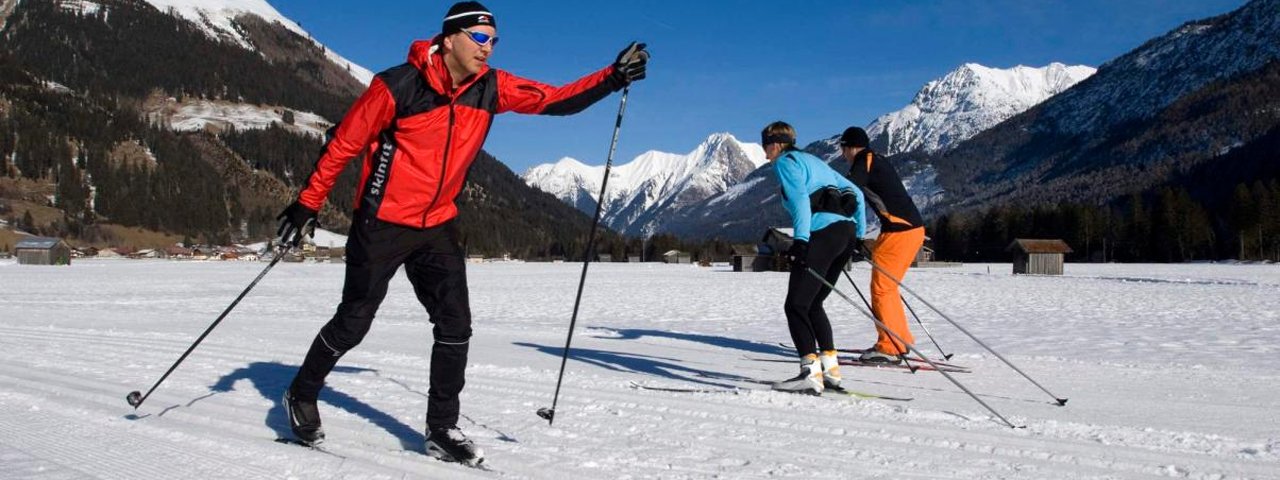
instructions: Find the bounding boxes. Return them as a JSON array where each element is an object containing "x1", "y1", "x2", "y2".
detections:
[
  {"x1": 839, "y1": 127, "x2": 870, "y2": 148},
  {"x1": 442, "y1": 2, "x2": 496, "y2": 35}
]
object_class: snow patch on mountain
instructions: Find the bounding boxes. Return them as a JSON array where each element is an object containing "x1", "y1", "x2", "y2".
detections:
[
  {"x1": 867, "y1": 63, "x2": 1095, "y2": 155},
  {"x1": 59, "y1": 0, "x2": 101, "y2": 15},
  {"x1": 141, "y1": 0, "x2": 373, "y2": 86},
  {"x1": 153, "y1": 99, "x2": 332, "y2": 138},
  {"x1": 40, "y1": 79, "x2": 73, "y2": 94}
]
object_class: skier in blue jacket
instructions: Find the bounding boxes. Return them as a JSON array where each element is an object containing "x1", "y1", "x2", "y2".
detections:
[{"x1": 762, "y1": 120, "x2": 865, "y2": 395}]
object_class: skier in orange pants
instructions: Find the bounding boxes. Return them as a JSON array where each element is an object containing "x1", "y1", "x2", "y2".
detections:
[{"x1": 839, "y1": 127, "x2": 926, "y2": 363}]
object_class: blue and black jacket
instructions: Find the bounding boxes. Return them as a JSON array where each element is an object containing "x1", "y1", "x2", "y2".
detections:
[{"x1": 773, "y1": 149, "x2": 866, "y2": 242}]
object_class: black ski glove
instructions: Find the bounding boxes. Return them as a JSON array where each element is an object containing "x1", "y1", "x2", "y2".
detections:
[
  {"x1": 276, "y1": 201, "x2": 318, "y2": 248},
  {"x1": 611, "y1": 42, "x2": 649, "y2": 87},
  {"x1": 784, "y1": 240, "x2": 809, "y2": 270},
  {"x1": 849, "y1": 241, "x2": 867, "y2": 263}
]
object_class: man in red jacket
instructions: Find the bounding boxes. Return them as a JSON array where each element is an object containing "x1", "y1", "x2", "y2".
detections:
[{"x1": 275, "y1": 1, "x2": 648, "y2": 466}]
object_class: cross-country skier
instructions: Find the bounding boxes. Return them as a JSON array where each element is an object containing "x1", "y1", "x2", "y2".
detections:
[
  {"x1": 273, "y1": 1, "x2": 648, "y2": 466},
  {"x1": 761, "y1": 121, "x2": 866, "y2": 395},
  {"x1": 838, "y1": 126, "x2": 926, "y2": 364}
]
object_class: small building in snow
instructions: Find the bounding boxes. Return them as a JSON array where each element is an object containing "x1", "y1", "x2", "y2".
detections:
[
  {"x1": 732, "y1": 244, "x2": 773, "y2": 272},
  {"x1": 662, "y1": 250, "x2": 691, "y2": 264},
  {"x1": 1007, "y1": 239, "x2": 1073, "y2": 275},
  {"x1": 15, "y1": 237, "x2": 72, "y2": 266}
]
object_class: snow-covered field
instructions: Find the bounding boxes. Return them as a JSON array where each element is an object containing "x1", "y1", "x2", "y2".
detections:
[{"x1": 0, "y1": 260, "x2": 1277, "y2": 479}]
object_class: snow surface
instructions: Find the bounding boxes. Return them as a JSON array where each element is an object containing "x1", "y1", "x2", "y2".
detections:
[
  {"x1": 141, "y1": 0, "x2": 374, "y2": 86},
  {"x1": 0, "y1": 261, "x2": 1277, "y2": 478}
]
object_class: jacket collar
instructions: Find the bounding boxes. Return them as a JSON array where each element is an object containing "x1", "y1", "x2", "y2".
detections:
[{"x1": 408, "y1": 36, "x2": 490, "y2": 97}]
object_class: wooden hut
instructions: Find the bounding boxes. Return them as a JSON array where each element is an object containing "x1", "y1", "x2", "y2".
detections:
[
  {"x1": 662, "y1": 250, "x2": 691, "y2": 264},
  {"x1": 15, "y1": 237, "x2": 72, "y2": 265},
  {"x1": 731, "y1": 244, "x2": 773, "y2": 272},
  {"x1": 1007, "y1": 239, "x2": 1073, "y2": 275}
]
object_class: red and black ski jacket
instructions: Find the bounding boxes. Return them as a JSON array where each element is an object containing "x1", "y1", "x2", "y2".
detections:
[{"x1": 298, "y1": 38, "x2": 624, "y2": 228}]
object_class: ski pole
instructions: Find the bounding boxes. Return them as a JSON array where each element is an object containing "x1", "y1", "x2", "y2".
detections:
[
  {"x1": 844, "y1": 269, "x2": 953, "y2": 360},
  {"x1": 901, "y1": 296, "x2": 953, "y2": 360},
  {"x1": 861, "y1": 258, "x2": 1068, "y2": 406},
  {"x1": 126, "y1": 245, "x2": 290, "y2": 409},
  {"x1": 808, "y1": 268, "x2": 1023, "y2": 429},
  {"x1": 839, "y1": 270, "x2": 917, "y2": 372},
  {"x1": 539, "y1": 86, "x2": 631, "y2": 426}
]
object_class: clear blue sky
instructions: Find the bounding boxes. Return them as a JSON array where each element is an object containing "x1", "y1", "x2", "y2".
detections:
[{"x1": 272, "y1": 0, "x2": 1247, "y2": 173}]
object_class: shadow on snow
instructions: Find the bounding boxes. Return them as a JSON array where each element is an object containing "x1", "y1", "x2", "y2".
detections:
[
  {"x1": 586, "y1": 327, "x2": 792, "y2": 357},
  {"x1": 209, "y1": 362, "x2": 425, "y2": 451},
  {"x1": 513, "y1": 341, "x2": 757, "y2": 389}
]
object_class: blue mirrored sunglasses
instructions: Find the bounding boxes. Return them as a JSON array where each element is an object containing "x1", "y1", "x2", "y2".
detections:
[{"x1": 461, "y1": 29, "x2": 498, "y2": 47}]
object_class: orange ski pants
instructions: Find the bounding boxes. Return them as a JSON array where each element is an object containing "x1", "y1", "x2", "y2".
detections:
[{"x1": 870, "y1": 226, "x2": 925, "y2": 355}]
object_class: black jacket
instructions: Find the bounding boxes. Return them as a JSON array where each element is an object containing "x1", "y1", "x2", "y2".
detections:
[{"x1": 845, "y1": 149, "x2": 924, "y2": 233}]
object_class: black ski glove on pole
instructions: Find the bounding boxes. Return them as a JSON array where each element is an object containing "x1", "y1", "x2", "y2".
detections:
[
  {"x1": 276, "y1": 201, "x2": 318, "y2": 248},
  {"x1": 611, "y1": 42, "x2": 649, "y2": 86},
  {"x1": 785, "y1": 240, "x2": 809, "y2": 270}
]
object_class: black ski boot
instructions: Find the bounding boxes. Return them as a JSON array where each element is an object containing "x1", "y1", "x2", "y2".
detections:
[
  {"x1": 283, "y1": 389, "x2": 325, "y2": 445},
  {"x1": 426, "y1": 426, "x2": 484, "y2": 467}
]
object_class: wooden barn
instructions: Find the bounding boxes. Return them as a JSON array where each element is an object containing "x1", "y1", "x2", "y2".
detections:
[
  {"x1": 1007, "y1": 239, "x2": 1073, "y2": 275},
  {"x1": 15, "y1": 237, "x2": 72, "y2": 266}
]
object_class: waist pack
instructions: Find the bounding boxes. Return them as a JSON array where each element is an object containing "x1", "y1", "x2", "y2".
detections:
[{"x1": 809, "y1": 186, "x2": 860, "y2": 217}]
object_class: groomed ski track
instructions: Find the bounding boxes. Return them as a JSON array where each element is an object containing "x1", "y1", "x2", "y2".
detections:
[{"x1": 0, "y1": 260, "x2": 1276, "y2": 479}]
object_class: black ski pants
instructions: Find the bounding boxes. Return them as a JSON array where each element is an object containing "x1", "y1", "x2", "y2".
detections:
[
  {"x1": 290, "y1": 215, "x2": 471, "y2": 430},
  {"x1": 785, "y1": 221, "x2": 857, "y2": 358}
]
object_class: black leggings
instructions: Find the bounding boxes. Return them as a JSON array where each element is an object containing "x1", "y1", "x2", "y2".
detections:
[
  {"x1": 784, "y1": 221, "x2": 856, "y2": 358},
  {"x1": 290, "y1": 216, "x2": 471, "y2": 430}
]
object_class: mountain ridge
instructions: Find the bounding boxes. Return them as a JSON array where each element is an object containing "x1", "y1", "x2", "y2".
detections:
[{"x1": 522, "y1": 132, "x2": 766, "y2": 237}]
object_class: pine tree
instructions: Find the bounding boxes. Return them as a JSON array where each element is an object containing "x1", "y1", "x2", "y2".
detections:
[{"x1": 21, "y1": 210, "x2": 35, "y2": 233}]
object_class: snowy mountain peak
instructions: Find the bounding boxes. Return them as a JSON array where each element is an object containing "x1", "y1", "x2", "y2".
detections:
[
  {"x1": 140, "y1": 0, "x2": 373, "y2": 86},
  {"x1": 523, "y1": 132, "x2": 768, "y2": 236},
  {"x1": 868, "y1": 62, "x2": 1095, "y2": 155}
]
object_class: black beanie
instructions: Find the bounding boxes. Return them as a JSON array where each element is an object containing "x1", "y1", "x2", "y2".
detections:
[
  {"x1": 442, "y1": 2, "x2": 496, "y2": 36},
  {"x1": 839, "y1": 126, "x2": 870, "y2": 148}
]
